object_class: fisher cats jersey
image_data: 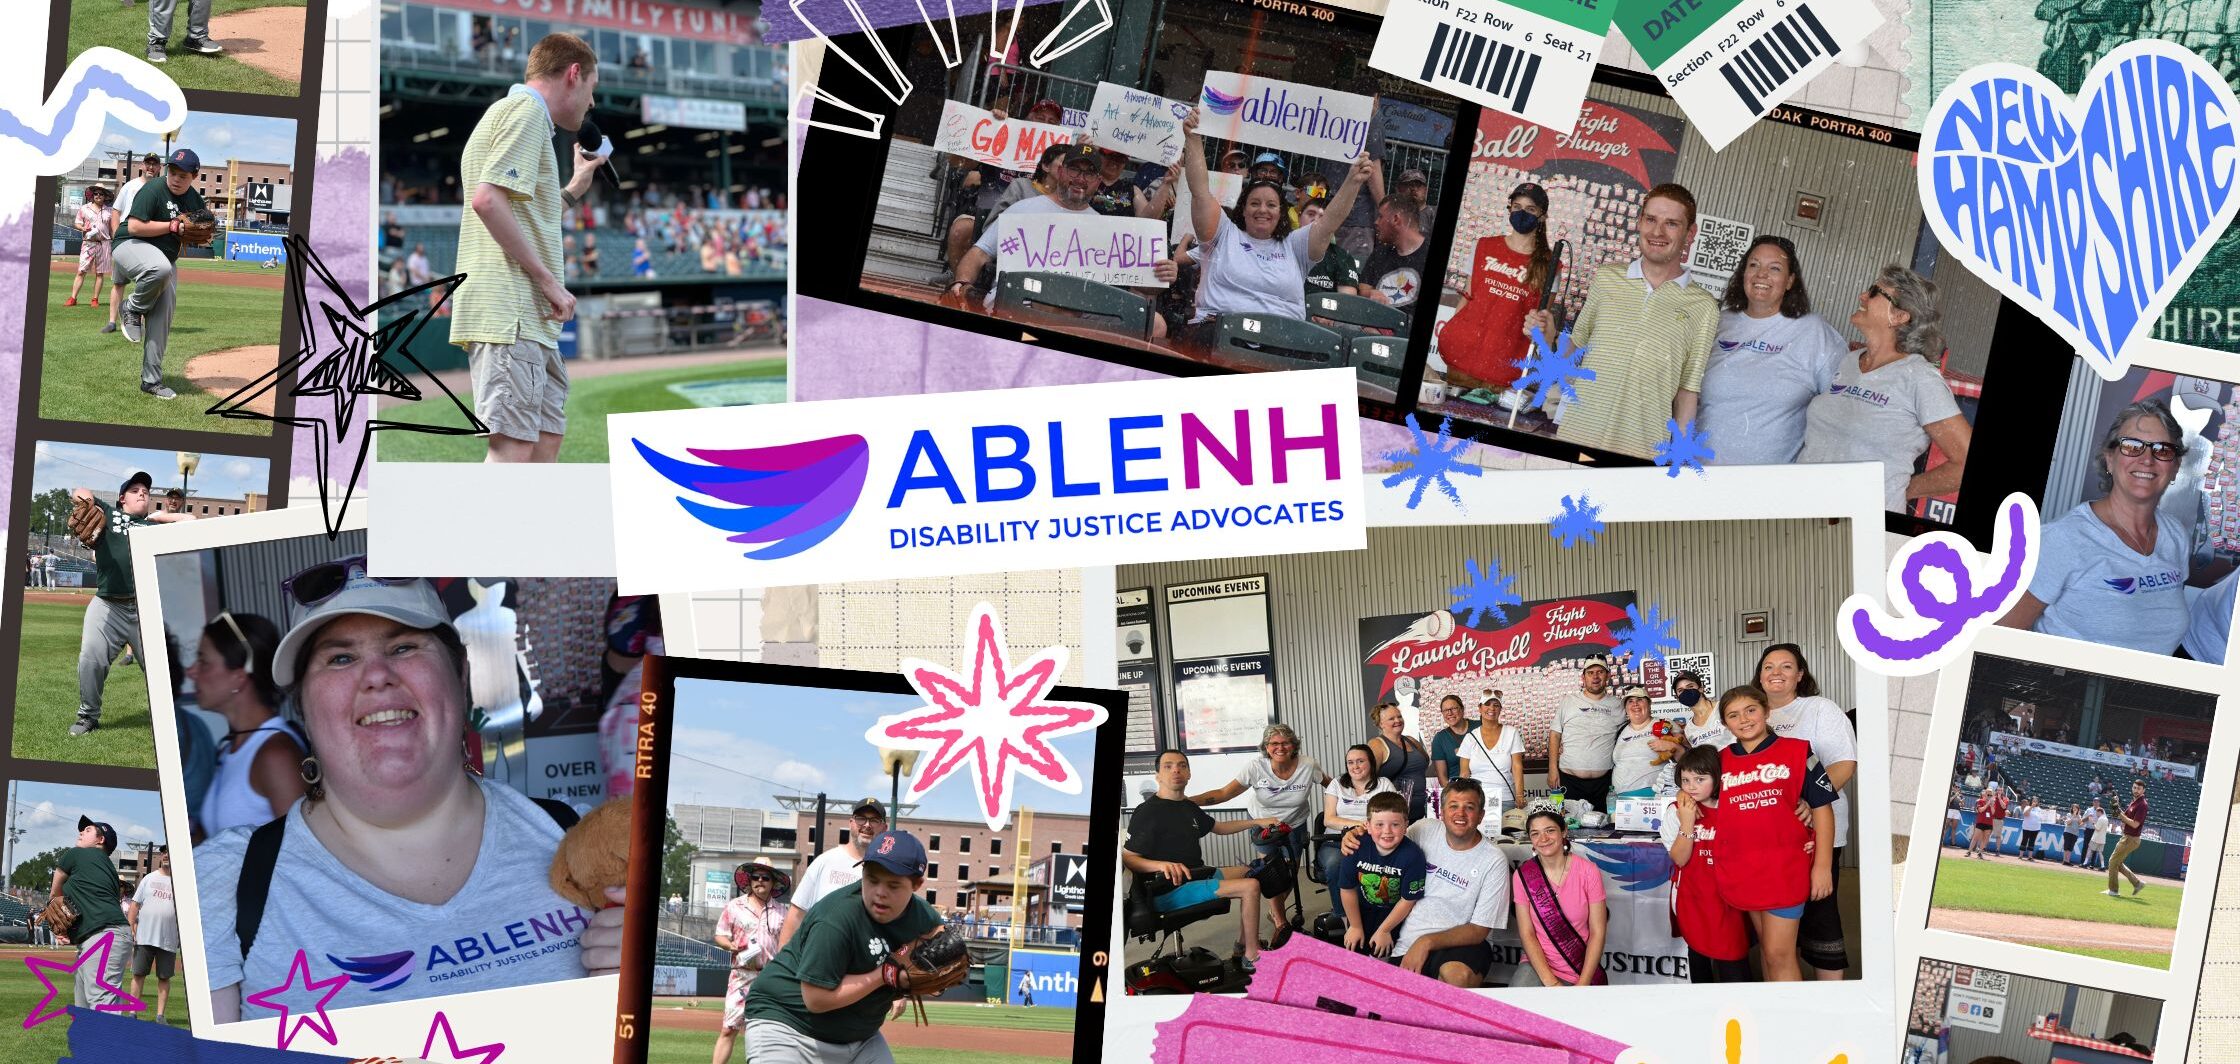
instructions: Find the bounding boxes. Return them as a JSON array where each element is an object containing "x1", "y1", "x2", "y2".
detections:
[
  {"x1": 1710, "y1": 736, "x2": 1836, "y2": 912},
  {"x1": 1666, "y1": 800, "x2": 1747, "y2": 962}
]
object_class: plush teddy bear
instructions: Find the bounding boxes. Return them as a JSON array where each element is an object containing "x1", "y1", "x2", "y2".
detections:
[{"x1": 1650, "y1": 718, "x2": 1684, "y2": 765}]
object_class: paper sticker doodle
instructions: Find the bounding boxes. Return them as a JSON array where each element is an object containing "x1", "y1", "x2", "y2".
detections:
[
  {"x1": 1616, "y1": 0, "x2": 1884, "y2": 151},
  {"x1": 0, "y1": 47, "x2": 184, "y2": 178},
  {"x1": 1838, "y1": 493, "x2": 2039, "y2": 677},
  {"x1": 1919, "y1": 40, "x2": 2240, "y2": 380},
  {"x1": 21, "y1": 930, "x2": 143, "y2": 1029},
  {"x1": 1371, "y1": 0, "x2": 1607, "y2": 135}
]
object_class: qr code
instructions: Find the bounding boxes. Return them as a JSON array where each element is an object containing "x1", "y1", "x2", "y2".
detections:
[
  {"x1": 1956, "y1": 966, "x2": 2009, "y2": 995},
  {"x1": 1686, "y1": 215, "x2": 1755, "y2": 280}
]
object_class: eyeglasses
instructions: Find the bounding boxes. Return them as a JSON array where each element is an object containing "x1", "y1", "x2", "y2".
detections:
[
  {"x1": 2110, "y1": 437, "x2": 2180, "y2": 462},
  {"x1": 215, "y1": 611, "x2": 253, "y2": 675},
  {"x1": 280, "y1": 555, "x2": 417, "y2": 611}
]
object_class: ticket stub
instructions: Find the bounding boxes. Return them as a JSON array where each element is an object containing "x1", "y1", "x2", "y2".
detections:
[
  {"x1": 1370, "y1": 0, "x2": 1609, "y2": 134},
  {"x1": 1621, "y1": 0, "x2": 1884, "y2": 150}
]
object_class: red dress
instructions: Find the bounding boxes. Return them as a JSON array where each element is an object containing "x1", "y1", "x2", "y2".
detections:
[
  {"x1": 1437, "y1": 236, "x2": 1540, "y2": 390},
  {"x1": 1669, "y1": 799, "x2": 1749, "y2": 960}
]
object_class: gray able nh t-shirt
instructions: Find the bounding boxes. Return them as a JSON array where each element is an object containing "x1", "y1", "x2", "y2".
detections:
[
  {"x1": 1795, "y1": 353, "x2": 1961, "y2": 511},
  {"x1": 1700, "y1": 311, "x2": 1848, "y2": 465},
  {"x1": 131, "y1": 871, "x2": 181, "y2": 953},
  {"x1": 1191, "y1": 213, "x2": 1314, "y2": 322},
  {"x1": 195, "y1": 777, "x2": 589, "y2": 1007},
  {"x1": 2028, "y1": 502, "x2": 2190, "y2": 655}
]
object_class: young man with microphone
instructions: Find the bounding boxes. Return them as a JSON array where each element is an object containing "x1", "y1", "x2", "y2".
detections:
[{"x1": 449, "y1": 32, "x2": 606, "y2": 464}]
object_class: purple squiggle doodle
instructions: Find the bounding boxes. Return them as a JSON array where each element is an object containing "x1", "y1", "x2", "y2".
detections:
[{"x1": 1840, "y1": 494, "x2": 2039, "y2": 675}]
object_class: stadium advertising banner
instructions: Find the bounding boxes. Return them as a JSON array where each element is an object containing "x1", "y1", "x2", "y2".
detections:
[
  {"x1": 642, "y1": 93, "x2": 748, "y2": 133},
  {"x1": 224, "y1": 232, "x2": 286, "y2": 262},
  {"x1": 1987, "y1": 732, "x2": 2199, "y2": 780},
  {"x1": 405, "y1": 0, "x2": 765, "y2": 46},
  {"x1": 1007, "y1": 948, "x2": 1080, "y2": 1008},
  {"x1": 651, "y1": 965, "x2": 696, "y2": 996}
]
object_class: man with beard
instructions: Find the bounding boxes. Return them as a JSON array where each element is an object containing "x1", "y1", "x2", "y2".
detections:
[
  {"x1": 1544, "y1": 656, "x2": 1622, "y2": 813},
  {"x1": 1361, "y1": 195, "x2": 1429, "y2": 309},
  {"x1": 948, "y1": 144, "x2": 1177, "y2": 336}
]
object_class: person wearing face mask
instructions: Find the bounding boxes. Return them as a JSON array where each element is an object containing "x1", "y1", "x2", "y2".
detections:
[
  {"x1": 1999, "y1": 400, "x2": 2192, "y2": 655},
  {"x1": 1794, "y1": 265, "x2": 1971, "y2": 512},
  {"x1": 1437, "y1": 182, "x2": 1552, "y2": 403},
  {"x1": 1700, "y1": 236, "x2": 1848, "y2": 464},
  {"x1": 1545, "y1": 657, "x2": 1622, "y2": 813}
]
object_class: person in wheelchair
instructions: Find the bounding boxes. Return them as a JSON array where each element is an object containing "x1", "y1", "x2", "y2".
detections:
[
  {"x1": 1184, "y1": 724, "x2": 1328, "y2": 948},
  {"x1": 1124, "y1": 750, "x2": 1289, "y2": 971},
  {"x1": 1334, "y1": 776, "x2": 1511, "y2": 987}
]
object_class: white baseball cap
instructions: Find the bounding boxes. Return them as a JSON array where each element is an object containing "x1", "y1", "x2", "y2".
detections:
[{"x1": 272, "y1": 555, "x2": 454, "y2": 687}]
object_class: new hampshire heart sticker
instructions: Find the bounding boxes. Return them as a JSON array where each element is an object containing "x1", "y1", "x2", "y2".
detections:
[{"x1": 1921, "y1": 40, "x2": 2240, "y2": 379}]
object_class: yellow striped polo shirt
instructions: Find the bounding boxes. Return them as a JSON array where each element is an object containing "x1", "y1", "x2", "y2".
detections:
[
  {"x1": 449, "y1": 88, "x2": 563, "y2": 349},
  {"x1": 1555, "y1": 260, "x2": 1720, "y2": 458}
]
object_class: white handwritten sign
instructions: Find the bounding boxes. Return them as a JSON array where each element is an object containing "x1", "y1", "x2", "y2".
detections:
[
  {"x1": 934, "y1": 100, "x2": 1075, "y2": 174},
  {"x1": 995, "y1": 212, "x2": 1171, "y2": 288},
  {"x1": 1170, "y1": 171, "x2": 1245, "y2": 245},
  {"x1": 1088, "y1": 81, "x2": 1190, "y2": 166},
  {"x1": 1196, "y1": 72, "x2": 1375, "y2": 161}
]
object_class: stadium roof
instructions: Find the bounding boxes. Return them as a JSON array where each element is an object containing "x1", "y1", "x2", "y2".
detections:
[{"x1": 1971, "y1": 654, "x2": 2216, "y2": 721}]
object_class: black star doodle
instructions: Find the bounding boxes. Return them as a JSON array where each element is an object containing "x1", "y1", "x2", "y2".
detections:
[{"x1": 207, "y1": 233, "x2": 482, "y2": 537}]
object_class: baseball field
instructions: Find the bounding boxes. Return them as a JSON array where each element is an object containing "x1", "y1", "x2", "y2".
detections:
[
  {"x1": 373, "y1": 354, "x2": 787, "y2": 463},
  {"x1": 0, "y1": 944, "x2": 192, "y2": 1064},
  {"x1": 648, "y1": 998, "x2": 1073, "y2": 1063},
  {"x1": 39, "y1": 258, "x2": 283, "y2": 437},
  {"x1": 66, "y1": 0, "x2": 308, "y2": 96},
  {"x1": 10, "y1": 591, "x2": 156, "y2": 770},
  {"x1": 1927, "y1": 851, "x2": 2182, "y2": 970}
]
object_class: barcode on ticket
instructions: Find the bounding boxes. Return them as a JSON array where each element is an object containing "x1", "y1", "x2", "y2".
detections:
[
  {"x1": 1419, "y1": 23, "x2": 1543, "y2": 114},
  {"x1": 1717, "y1": 4, "x2": 1840, "y2": 116}
]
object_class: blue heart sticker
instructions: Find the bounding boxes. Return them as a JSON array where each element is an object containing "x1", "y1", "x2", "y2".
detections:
[{"x1": 1919, "y1": 40, "x2": 2240, "y2": 378}]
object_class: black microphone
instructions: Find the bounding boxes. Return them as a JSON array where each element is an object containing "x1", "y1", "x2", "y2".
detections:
[{"x1": 576, "y1": 117, "x2": 619, "y2": 188}]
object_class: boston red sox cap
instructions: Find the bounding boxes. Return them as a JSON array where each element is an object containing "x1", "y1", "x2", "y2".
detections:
[
  {"x1": 168, "y1": 149, "x2": 201, "y2": 174},
  {"x1": 859, "y1": 830, "x2": 928, "y2": 878}
]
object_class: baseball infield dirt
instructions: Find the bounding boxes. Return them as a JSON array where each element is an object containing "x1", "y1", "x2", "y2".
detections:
[
  {"x1": 209, "y1": 7, "x2": 307, "y2": 81},
  {"x1": 1929, "y1": 909, "x2": 2176, "y2": 954},
  {"x1": 20, "y1": 592, "x2": 92, "y2": 607},
  {"x1": 651, "y1": 1000, "x2": 1071, "y2": 1057},
  {"x1": 185, "y1": 344, "x2": 282, "y2": 414},
  {"x1": 47, "y1": 259, "x2": 285, "y2": 290}
]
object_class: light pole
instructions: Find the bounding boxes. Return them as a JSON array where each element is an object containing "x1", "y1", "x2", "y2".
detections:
[
  {"x1": 177, "y1": 452, "x2": 200, "y2": 511},
  {"x1": 879, "y1": 747, "x2": 922, "y2": 835}
]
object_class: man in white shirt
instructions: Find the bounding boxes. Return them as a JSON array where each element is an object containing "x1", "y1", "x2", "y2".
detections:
[
  {"x1": 1335, "y1": 777, "x2": 1509, "y2": 987},
  {"x1": 1546, "y1": 656, "x2": 1622, "y2": 813},
  {"x1": 127, "y1": 851, "x2": 180, "y2": 1020},
  {"x1": 778, "y1": 797, "x2": 886, "y2": 948}
]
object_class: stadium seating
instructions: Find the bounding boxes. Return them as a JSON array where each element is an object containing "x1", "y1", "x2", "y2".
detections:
[
  {"x1": 0, "y1": 896, "x2": 32, "y2": 926},
  {"x1": 654, "y1": 934, "x2": 730, "y2": 970},
  {"x1": 1959, "y1": 750, "x2": 2202, "y2": 831},
  {"x1": 384, "y1": 220, "x2": 784, "y2": 286}
]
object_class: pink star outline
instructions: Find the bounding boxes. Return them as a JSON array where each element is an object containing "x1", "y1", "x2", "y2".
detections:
[
  {"x1": 422, "y1": 1010, "x2": 506, "y2": 1064},
  {"x1": 869, "y1": 603, "x2": 1107, "y2": 827},
  {"x1": 241, "y1": 948, "x2": 349, "y2": 1051},
  {"x1": 21, "y1": 928, "x2": 144, "y2": 1028}
]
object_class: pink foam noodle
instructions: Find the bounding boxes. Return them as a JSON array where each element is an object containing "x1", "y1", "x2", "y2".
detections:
[
  {"x1": 1153, "y1": 995, "x2": 1570, "y2": 1064},
  {"x1": 1244, "y1": 936, "x2": 1628, "y2": 1064}
]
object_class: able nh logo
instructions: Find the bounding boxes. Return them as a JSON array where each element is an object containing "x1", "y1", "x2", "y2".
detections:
[
  {"x1": 1920, "y1": 40, "x2": 2240, "y2": 378},
  {"x1": 633, "y1": 435, "x2": 871, "y2": 559}
]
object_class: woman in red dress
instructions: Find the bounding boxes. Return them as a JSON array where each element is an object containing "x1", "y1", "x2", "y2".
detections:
[{"x1": 1437, "y1": 182, "x2": 1553, "y2": 401}]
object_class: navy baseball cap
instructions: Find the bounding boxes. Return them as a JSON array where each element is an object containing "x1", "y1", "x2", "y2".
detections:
[
  {"x1": 858, "y1": 830, "x2": 928, "y2": 878},
  {"x1": 168, "y1": 149, "x2": 201, "y2": 174},
  {"x1": 77, "y1": 816, "x2": 117, "y2": 855},
  {"x1": 121, "y1": 471, "x2": 153, "y2": 495}
]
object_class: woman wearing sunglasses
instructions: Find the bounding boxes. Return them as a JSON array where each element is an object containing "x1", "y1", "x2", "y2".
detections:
[
  {"x1": 1794, "y1": 265, "x2": 1971, "y2": 513},
  {"x1": 184, "y1": 611, "x2": 305, "y2": 842},
  {"x1": 1999, "y1": 400, "x2": 2193, "y2": 654},
  {"x1": 198, "y1": 558, "x2": 626, "y2": 1018}
]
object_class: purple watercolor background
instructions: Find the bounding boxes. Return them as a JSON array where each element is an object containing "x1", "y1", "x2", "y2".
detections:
[
  {"x1": 293, "y1": 148, "x2": 372, "y2": 491},
  {"x1": 763, "y1": 0, "x2": 1073, "y2": 45},
  {"x1": 0, "y1": 211, "x2": 27, "y2": 543}
]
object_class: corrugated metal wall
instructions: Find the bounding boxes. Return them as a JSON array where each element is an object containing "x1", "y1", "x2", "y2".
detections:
[
  {"x1": 1947, "y1": 979, "x2": 2116, "y2": 1063},
  {"x1": 1121, "y1": 518, "x2": 1857, "y2": 865},
  {"x1": 214, "y1": 529, "x2": 369, "y2": 631},
  {"x1": 2046, "y1": 364, "x2": 2107, "y2": 516}
]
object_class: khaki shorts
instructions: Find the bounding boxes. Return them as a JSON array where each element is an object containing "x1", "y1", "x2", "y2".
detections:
[{"x1": 467, "y1": 338, "x2": 568, "y2": 443}]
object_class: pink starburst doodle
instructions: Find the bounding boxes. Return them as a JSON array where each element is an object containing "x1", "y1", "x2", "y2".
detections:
[
  {"x1": 242, "y1": 948, "x2": 349, "y2": 1050},
  {"x1": 868, "y1": 603, "x2": 1107, "y2": 829},
  {"x1": 423, "y1": 1009, "x2": 506, "y2": 1064},
  {"x1": 21, "y1": 929, "x2": 144, "y2": 1028}
]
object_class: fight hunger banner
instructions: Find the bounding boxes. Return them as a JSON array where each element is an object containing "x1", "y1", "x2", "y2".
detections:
[
  {"x1": 1089, "y1": 80, "x2": 1191, "y2": 166},
  {"x1": 1358, "y1": 592, "x2": 1637, "y2": 703},
  {"x1": 1195, "y1": 72, "x2": 1376, "y2": 161},
  {"x1": 934, "y1": 99, "x2": 1076, "y2": 173},
  {"x1": 1618, "y1": 0, "x2": 1886, "y2": 150},
  {"x1": 1370, "y1": 0, "x2": 1607, "y2": 134},
  {"x1": 994, "y1": 212, "x2": 1172, "y2": 288}
]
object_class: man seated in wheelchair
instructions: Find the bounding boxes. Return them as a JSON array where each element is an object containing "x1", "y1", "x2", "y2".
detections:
[{"x1": 1122, "y1": 749, "x2": 1289, "y2": 971}]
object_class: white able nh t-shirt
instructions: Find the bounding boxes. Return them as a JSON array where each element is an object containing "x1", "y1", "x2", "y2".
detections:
[
  {"x1": 1234, "y1": 756, "x2": 1324, "y2": 833},
  {"x1": 1768, "y1": 695, "x2": 1859, "y2": 849},
  {"x1": 2028, "y1": 502, "x2": 2190, "y2": 655},
  {"x1": 195, "y1": 777, "x2": 587, "y2": 1006},
  {"x1": 1701, "y1": 311, "x2": 1848, "y2": 465},
  {"x1": 1684, "y1": 713, "x2": 1735, "y2": 751},
  {"x1": 1610, "y1": 721, "x2": 1664, "y2": 795},
  {"x1": 1324, "y1": 777, "x2": 1398, "y2": 826},
  {"x1": 2184, "y1": 567, "x2": 2238, "y2": 664},
  {"x1": 1392, "y1": 818, "x2": 1512, "y2": 956},
  {"x1": 1550, "y1": 690, "x2": 1623, "y2": 773},
  {"x1": 1190, "y1": 213, "x2": 1314, "y2": 322},
  {"x1": 1796, "y1": 353, "x2": 1962, "y2": 511}
]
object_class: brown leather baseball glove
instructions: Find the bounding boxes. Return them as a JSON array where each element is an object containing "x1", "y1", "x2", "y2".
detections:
[
  {"x1": 68, "y1": 496, "x2": 105, "y2": 549},
  {"x1": 34, "y1": 892, "x2": 80, "y2": 944},
  {"x1": 881, "y1": 922, "x2": 969, "y2": 1025},
  {"x1": 178, "y1": 209, "x2": 219, "y2": 248}
]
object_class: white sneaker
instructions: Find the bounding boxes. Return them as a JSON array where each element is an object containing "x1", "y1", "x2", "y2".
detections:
[{"x1": 2102, "y1": 889, "x2": 2122, "y2": 896}]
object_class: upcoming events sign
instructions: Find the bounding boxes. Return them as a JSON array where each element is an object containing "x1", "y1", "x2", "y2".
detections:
[
  {"x1": 935, "y1": 100, "x2": 1075, "y2": 173},
  {"x1": 1195, "y1": 72, "x2": 1376, "y2": 161}
]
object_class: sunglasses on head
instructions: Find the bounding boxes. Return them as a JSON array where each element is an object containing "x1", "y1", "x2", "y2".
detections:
[
  {"x1": 281, "y1": 555, "x2": 418, "y2": 611},
  {"x1": 2110, "y1": 437, "x2": 2180, "y2": 462},
  {"x1": 215, "y1": 611, "x2": 253, "y2": 674}
]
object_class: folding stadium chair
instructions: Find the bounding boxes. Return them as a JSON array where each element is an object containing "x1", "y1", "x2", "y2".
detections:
[
  {"x1": 1306, "y1": 291, "x2": 1408, "y2": 336},
  {"x1": 1210, "y1": 313, "x2": 1346, "y2": 371},
  {"x1": 994, "y1": 271, "x2": 1153, "y2": 338},
  {"x1": 1349, "y1": 335, "x2": 1405, "y2": 390}
]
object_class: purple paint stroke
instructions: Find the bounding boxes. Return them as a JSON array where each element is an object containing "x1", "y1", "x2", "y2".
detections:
[
  {"x1": 1848, "y1": 499, "x2": 2032, "y2": 661},
  {"x1": 0, "y1": 210, "x2": 27, "y2": 545},
  {"x1": 763, "y1": 0, "x2": 1073, "y2": 46},
  {"x1": 293, "y1": 147, "x2": 372, "y2": 492}
]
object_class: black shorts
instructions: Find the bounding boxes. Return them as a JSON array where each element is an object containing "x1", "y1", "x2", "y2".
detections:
[
  {"x1": 1400, "y1": 941, "x2": 1495, "y2": 982},
  {"x1": 1797, "y1": 855, "x2": 1848, "y2": 973},
  {"x1": 131, "y1": 944, "x2": 175, "y2": 979},
  {"x1": 2021, "y1": 829, "x2": 2039, "y2": 851}
]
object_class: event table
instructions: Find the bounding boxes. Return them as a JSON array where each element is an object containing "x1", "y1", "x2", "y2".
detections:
[{"x1": 1482, "y1": 835, "x2": 1691, "y2": 986}]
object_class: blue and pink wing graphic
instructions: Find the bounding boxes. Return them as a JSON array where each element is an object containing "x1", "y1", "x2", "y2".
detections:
[
  {"x1": 1199, "y1": 84, "x2": 1245, "y2": 116},
  {"x1": 632, "y1": 435, "x2": 871, "y2": 560}
]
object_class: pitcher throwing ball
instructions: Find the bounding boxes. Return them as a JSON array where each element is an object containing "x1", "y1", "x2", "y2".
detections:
[
  {"x1": 449, "y1": 32, "x2": 604, "y2": 463},
  {"x1": 742, "y1": 830, "x2": 968, "y2": 1064},
  {"x1": 113, "y1": 149, "x2": 218, "y2": 401}
]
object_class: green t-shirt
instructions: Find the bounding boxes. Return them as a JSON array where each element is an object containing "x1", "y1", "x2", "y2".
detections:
[
  {"x1": 122, "y1": 178, "x2": 206, "y2": 263},
  {"x1": 92, "y1": 500, "x2": 151, "y2": 600},
  {"x1": 743, "y1": 881, "x2": 942, "y2": 1044},
  {"x1": 57, "y1": 846, "x2": 126, "y2": 937},
  {"x1": 1306, "y1": 245, "x2": 1361, "y2": 295}
]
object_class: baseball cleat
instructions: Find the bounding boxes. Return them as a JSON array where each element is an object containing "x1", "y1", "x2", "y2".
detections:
[
  {"x1": 100, "y1": 321, "x2": 117, "y2": 334},
  {"x1": 146, "y1": 43, "x2": 167, "y2": 63},
  {"x1": 90, "y1": 298, "x2": 99, "y2": 306},
  {"x1": 2102, "y1": 889, "x2": 2121, "y2": 896},
  {"x1": 121, "y1": 309, "x2": 143, "y2": 342},
  {"x1": 142, "y1": 383, "x2": 177, "y2": 400},
  {"x1": 184, "y1": 38, "x2": 223, "y2": 55},
  {"x1": 70, "y1": 712, "x2": 99, "y2": 736},
  {"x1": 2133, "y1": 881, "x2": 2144, "y2": 895}
]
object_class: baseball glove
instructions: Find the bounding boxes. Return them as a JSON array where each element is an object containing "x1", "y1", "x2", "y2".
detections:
[
  {"x1": 34, "y1": 892, "x2": 79, "y2": 944},
  {"x1": 68, "y1": 495, "x2": 105, "y2": 549},
  {"x1": 881, "y1": 922, "x2": 969, "y2": 1024},
  {"x1": 178, "y1": 209, "x2": 219, "y2": 248}
]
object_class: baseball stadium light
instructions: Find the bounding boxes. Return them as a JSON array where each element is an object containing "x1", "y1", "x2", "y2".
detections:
[
  {"x1": 880, "y1": 747, "x2": 922, "y2": 832},
  {"x1": 177, "y1": 452, "x2": 200, "y2": 502}
]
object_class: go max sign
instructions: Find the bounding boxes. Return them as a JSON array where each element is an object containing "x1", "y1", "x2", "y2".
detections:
[{"x1": 607, "y1": 369, "x2": 1367, "y2": 592}]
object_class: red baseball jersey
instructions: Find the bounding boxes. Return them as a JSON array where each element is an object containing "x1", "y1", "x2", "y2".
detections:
[
  {"x1": 1668, "y1": 799, "x2": 1748, "y2": 961},
  {"x1": 1711, "y1": 735, "x2": 1837, "y2": 912}
]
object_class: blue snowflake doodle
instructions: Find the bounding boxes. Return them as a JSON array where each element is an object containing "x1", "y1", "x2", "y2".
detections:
[
  {"x1": 1379, "y1": 414, "x2": 1483, "y2": 511},
  {"x1": 1512, "y1": 326, "x2": 1595, "y2": 407},
  {"x1": 1610, "y1": 603, "x2": 1681, "y2": 667},
  {"x1": 1448, "y1": 558, "x2": 1522, "y2": 628},
  {"x1": 1653, "y1": 419, "x2": 1714, "y2": 478},
  {"x1": 1549, "y1": 494, "x2": 1603, "y2": 549}
]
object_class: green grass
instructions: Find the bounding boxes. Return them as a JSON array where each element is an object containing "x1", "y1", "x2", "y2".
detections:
[
  {"x1": 10, "y1": 599, "x2": 157, "y2": 769},
  {"x1": 0, "y1": 946, "x2": 192, "y2": 1064},
  {"x1": 1930, "y1": 857, "x2": 2184, "y2": 929},
  {"x1": 37, "y1": 268, "x2": 281, "y2": 437},
  {"x1": 2048, "y1": 944, "x2": 2172, "y2": 970},
  {"x1": 659, "y1": 999, "x2": 1074, "y2": 1033},
  {"x1": 647, "y1": 1032, "x2": 1057, "y2": 1064},
  {"x1": 373, "y1": 358, "x2": 787, "y2": 463},
  {"x1": 68, "y1": 0, "x2": 306, "y2": 97}
]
